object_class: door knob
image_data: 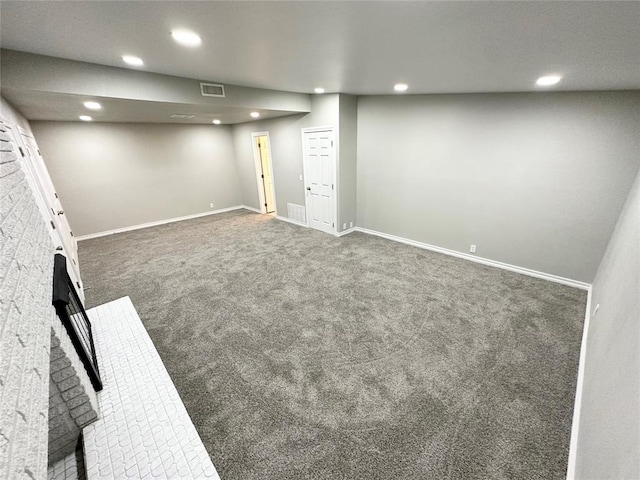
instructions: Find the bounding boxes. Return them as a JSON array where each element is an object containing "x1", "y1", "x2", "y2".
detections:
[
  {"x1": 306, "y1": 187, "x2": 311, "y2": 191},
  {"x1": 57, "y1": 210, "x2": 64, "y2": 215}
]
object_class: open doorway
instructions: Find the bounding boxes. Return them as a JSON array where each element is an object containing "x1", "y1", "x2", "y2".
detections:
[{"x1": 251, "y1": 131, "x2": 276, "y2": 214}]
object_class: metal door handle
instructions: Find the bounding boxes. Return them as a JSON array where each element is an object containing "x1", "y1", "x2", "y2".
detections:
[
  {"x1": 57, "y1": 210, "x2": 64, "y2": 215},
  {"x1": 306, "y1": 187, "x2": 311, "y2": 191}
]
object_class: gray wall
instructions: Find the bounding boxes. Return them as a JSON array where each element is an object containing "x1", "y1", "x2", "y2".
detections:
[
  {"x1": 356, "y1": 91, "x2": 640, "y2": 283},
  {"x1": 576, "y1": 168, "x2": 640, "y2": 478},
  {"x1": 232, "y1": 94, "x2": 339, "y2": 218},
  {"x1": 31, "y1": 122, "x2": 241, "y2": 236},
  {"x1": 338, "y1": 94, "x2": 358, "y2": 230},
  {"x1": 1, "y1": 49, "x2": 311, "y2": 122}
]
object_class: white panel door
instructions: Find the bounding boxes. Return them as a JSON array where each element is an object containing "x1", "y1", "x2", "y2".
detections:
[
  {"x1": 19, "y1": 133, "x2": 82, "y2": 294},
  {"x1": 302, "y1": 129, "x2": 335, "y2": 234}
]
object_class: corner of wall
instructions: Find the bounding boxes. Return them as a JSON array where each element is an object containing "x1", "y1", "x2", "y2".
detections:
[{"x1": 573, "y1": 165, "x2": 640, "y2": 479}]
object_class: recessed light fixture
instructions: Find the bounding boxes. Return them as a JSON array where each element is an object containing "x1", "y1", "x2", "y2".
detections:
[
  {"x1": 250, "y1": 112, "x2": 260, "y2": 118},
  {"x1": 314, "y1": 87, "x2": 325, "y2": 94},
  {"x1": 212, "y1": 119, "x2": 221, "y2": 125},
  {"x1": 122, "y1": 55, "x2": 144, "y2": 66},
  {"x1": 83, "y1": 101, "x2": 102, "y2": 110},
  {"x1": 536, "y1": 75, "x2": 562, "y2": 87},
  {"x1": 171, "y1": 30, "x2": 202, "y2": 47},
  {"x1": 394, "y1": 83, "x2": 409, "y2": 92},
  {"x1": 79, "y1": 115, "x2": 92, "y2": 122}
]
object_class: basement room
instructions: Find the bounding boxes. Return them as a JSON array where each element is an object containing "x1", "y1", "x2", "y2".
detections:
[{"x1": 1, "y1": 1, "x2": 638, "y2": 479}]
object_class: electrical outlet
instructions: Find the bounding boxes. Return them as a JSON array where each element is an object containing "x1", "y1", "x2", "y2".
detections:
[
  {"x1": 350, "y1": 221, "x2": 353, "y2": 228},
  {"x1": 343, "y1": 223, "x2": 347, "y2": 229},
  {"x1": 209, "y1": 203, "x2": 214, "y2": 208},
  {"x1": 470, "y1": 244, "x2": 477, "y2": 254},
  {"x1": 299, "y1": 174, "x2": 303, "y2": 181}
]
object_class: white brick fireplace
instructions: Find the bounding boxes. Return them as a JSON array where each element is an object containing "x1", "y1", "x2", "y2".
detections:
[{"x1": 1, "y1": 108, "x2": 99, "y2": 479}]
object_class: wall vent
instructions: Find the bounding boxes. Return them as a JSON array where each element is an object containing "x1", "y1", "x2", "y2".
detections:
[
  {"x1": 170, "y1": 114, "x2": 195, "y2": 119},
  {"x1": 287, "y1": 203, "x2": 306, "y2": 224},
  {"x1": 200, "y1": 83, "x2": 225, "y2": 97}
]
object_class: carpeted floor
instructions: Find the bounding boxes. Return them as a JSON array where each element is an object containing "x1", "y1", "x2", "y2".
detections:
[{"x1": 79, "y1": 210, "x2": 586, "y2": 479}]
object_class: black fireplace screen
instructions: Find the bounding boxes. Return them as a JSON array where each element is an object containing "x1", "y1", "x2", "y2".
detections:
[{"x1": 52, "y1": 254, "x2": 102, "y2": 391}]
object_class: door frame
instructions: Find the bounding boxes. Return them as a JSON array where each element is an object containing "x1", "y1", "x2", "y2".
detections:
[
  {"x1": 251, "y1": 131, "x2": 277, "y2": 214},
  {"x1": 301, "y1": 126, "x2": 337, "y2": 235}
]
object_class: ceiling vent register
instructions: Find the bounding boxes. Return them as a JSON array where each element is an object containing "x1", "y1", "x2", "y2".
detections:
[{"x1": 200, "y1": 83, "x2": 225, "y2": 97}]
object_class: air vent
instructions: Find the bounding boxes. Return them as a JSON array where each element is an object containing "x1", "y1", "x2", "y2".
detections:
[
  {"x1": 200, "y1": 83, "x2": 225, "y2": 97},
  {"x1": 287, "y1": 203, "x2": 306, "y2": 224},
  {"x1": 169, "y1": 114, "x2": 195, "y2": 119}
]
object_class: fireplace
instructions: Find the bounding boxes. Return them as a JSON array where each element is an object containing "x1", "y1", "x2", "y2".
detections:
[{"x1": 48, "y1": 254, "x2": 100, "y2": 466}]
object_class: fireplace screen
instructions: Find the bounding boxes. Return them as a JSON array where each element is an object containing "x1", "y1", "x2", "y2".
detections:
[{"x1": 52, "y1": 253, "x2": 102, "y2": 391}]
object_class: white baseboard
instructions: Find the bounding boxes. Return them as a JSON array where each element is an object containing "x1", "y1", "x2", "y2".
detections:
[
  {"x1": 566, "y1": 286, "x2": 592, "y2": 479},
  {"x1": 335, "y1": 227, "x2": 356, "y2": 237},
  {"x1": 76, "y1": 206, "x2": 245, "y2": 241},
  {"x1": 275, "y1": 215, "x2": 308, "y2": 228},
  {"x1": 354, "y1": 227, "x2": 591, "y2": 290},
  {"x1": 241, "y1": 205, "x2": 262, "y2": 214}
]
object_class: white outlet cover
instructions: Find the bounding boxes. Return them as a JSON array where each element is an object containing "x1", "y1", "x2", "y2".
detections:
[
  {"x1": 299, "y1": 174, "x2": 303, "y2": 181},
  {"x1": 350, "y1": 221, "x2": 353, "y2": 228}
]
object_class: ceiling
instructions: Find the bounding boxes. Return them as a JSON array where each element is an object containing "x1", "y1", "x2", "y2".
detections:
[
  {"x1": 0, "y1": 89, "x2": 302, "y2": 125},
  {"x1": 1, "y1": 1, "x2": 639, "y2": 95}
]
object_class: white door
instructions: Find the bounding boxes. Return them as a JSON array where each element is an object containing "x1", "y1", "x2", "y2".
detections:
[
  {"x1": 19, "y1": 133, "x2": 83, "y2": 296},
  {"x1": 302, "y1": 129, "x2": 335, "y2": 234},
  {"x1": 257, "y1": 136, "x2": 275, "y2": 213}
]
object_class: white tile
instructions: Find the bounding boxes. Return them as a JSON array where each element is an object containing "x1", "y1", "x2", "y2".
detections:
[{"x1": 83, "y1": 297, "x2": 220, "y2": 480}]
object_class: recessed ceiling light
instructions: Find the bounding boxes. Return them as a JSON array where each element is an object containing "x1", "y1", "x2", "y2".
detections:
[
  {"x1": 122, "y1": 55, "x2": 144, "y2": 66},
  {"x1": 314, "y1": 87, "x2": 325, "y2": 94},
  {"x1": 212, "y1": 119, "x2": 221, "y2": 125},
  {"x1": 536, "y1": 75, "x2": 562, "y2": 87},
  {"x1": 171, "y1": 30, "x2": 202, "y2": 47},
  {"x1": 394, "y1": 83, "x2": 409, "y2": 92},
  {"x1": 250, "y1": 112, "x2": 260, "y2": 118},
  {"x1": 79, "y1": 115, "x2": 92, "y2": 122},
  {"x1": 83, "y1": 101, "x2": 102, "y2": 110}
]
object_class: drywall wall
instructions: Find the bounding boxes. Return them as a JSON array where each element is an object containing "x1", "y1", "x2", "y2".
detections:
[
  {"x1": 30, "y1": 122, "x2": 241, "y2": 236},
  {"x1": 338, "y1": 94, "x2": 358, "y2": 230},
  {"x1": 357, "y1": 91, "x2": 640, "y2": 282},
  {"x1": 575, "y1": 168, "x2": 640, "y2": 478},
  {"x1": 232, "y1": 94, "x2": 339, "y2": 220},
  {"x1": 1, "y1": 49, "x2": 311, "y2": 123}
]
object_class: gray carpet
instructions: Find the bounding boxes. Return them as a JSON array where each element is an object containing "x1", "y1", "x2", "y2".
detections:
[{"x1": 79, "y1": 210, "x2": 586, "y2": 479}]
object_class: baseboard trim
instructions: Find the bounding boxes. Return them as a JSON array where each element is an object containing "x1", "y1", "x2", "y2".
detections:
[
  {"x1": 566, "y1": 286, "x2": 592, "y2": 479},
  {"x1": 335, "y1": 227, "x2": 356, "y2": 237},
  {"x1": 354, "y1": 227, "x2": 591, "y2": 290},
  {"x1": 275, "y1": 215, "x2": 308, "y2": 228},
  {"x1": 241, "y1": 205, "x2": 262, "y2": 214},
  {"x1": 76, "y1": 206, "x2": 245, "y2": 241}
]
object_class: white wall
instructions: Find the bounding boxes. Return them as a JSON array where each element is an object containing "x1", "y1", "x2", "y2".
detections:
[
  {"x1": 30, "y1": 122, "x2": 242, "y2": 236},
  {"x1": 356, "y1": 91, "x2": 640, "y2": 283},
  {"x1": 575, "y1": 167, "x2": 640, "y2": 478},
  {"x1": 232, "y1": 94, "x2": 340, "y2": 219}
]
